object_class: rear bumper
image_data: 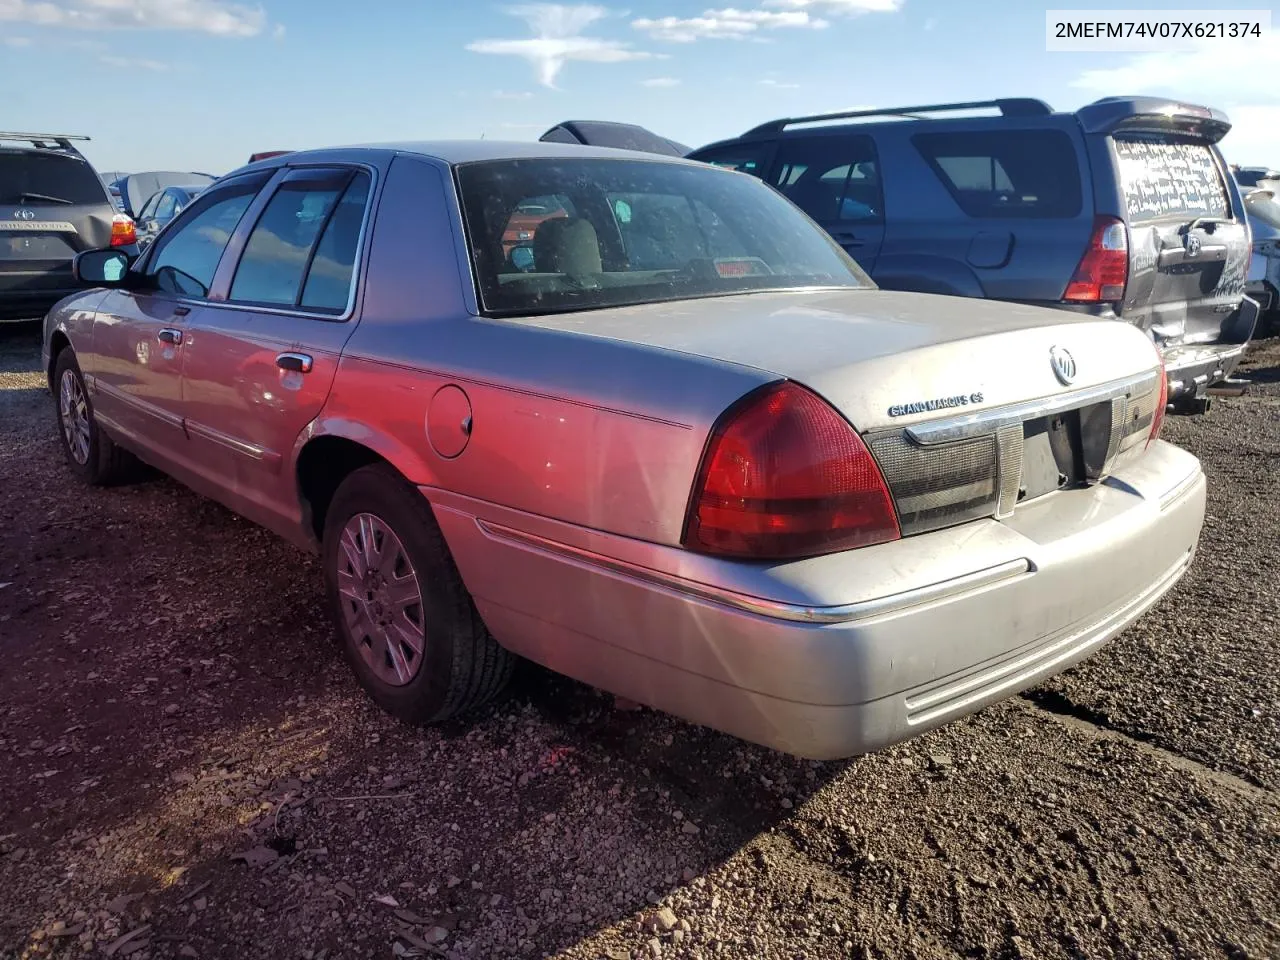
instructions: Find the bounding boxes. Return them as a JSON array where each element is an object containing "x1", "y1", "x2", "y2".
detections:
[
  {"x1": 1163, "y1": 341, "x2": 1248, "y2": 400},
  {"x1": 430, "y1": 441, "x2": 1206, "y2": 758},
  {"x1": 0, "y1": 286, "x2": 82, "y2": 322}
]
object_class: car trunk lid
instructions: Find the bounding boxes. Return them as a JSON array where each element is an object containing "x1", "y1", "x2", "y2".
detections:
[{"x1": 516, "y1": 289, "x2": 1163, "y2": 535}]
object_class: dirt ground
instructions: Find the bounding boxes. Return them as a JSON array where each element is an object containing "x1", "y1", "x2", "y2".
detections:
[{"x1": 1, "y1": 321, "x2": 1277, "y2": 960}]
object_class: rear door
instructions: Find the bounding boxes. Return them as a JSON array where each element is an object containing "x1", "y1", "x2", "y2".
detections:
[
  {"x1": 903, "y1": 124, "x2": 1093, "y2": 300},
  {"x1": 1109, "y1": 136, "x2": 1249, "y2": 345},
  {"x1": 1, "y1": 149, "x2": 115, "y2": 303},
  {"x1": 764, "y1": 133, "x2": 886, "y2": 271}
]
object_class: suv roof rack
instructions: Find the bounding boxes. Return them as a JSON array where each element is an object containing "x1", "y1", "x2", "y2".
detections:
[
  {"x1": 741, "y1": 99, "x2": 1054, "y2": 137},
  {"x1": 0, "y1": 131, "x2": 91, "y2": 151}
]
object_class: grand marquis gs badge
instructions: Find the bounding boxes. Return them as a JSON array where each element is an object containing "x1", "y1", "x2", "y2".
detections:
[{"x1": 888, "y1": 392, "x2": 985, "y2": 417}]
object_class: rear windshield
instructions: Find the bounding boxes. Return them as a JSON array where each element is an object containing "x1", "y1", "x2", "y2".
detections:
[
  {"x1": 912, "y1": 130, "x2": 1083, "y2": 219},
  {"x1": 0, "y1": 150, "x2": 108, "y2": 206},
  {"x1": 456, "y1": 158, "x2": 869, "y2": 316},
  {"x1": 1114, "y1": 138, "x2": 1230, "y2": 224}
]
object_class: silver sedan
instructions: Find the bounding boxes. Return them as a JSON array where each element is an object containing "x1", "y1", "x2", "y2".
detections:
[{"x1": 41, "y1": 141, "x2": 1205, "y2": 758}]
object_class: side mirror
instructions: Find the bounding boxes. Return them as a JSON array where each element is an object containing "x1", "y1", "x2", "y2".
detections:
[{"x1": 73, "y1": 249, "x2": 131, "y2": 285}]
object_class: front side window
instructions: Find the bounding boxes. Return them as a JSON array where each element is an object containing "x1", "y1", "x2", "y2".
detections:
[
  {"x1": 155, "y1": 191, "x2": 178, "y2": 222},
  {"x1": 913, "y1": 130, "x2": 1082, "y2": 219},
  {"x1": 146, "y1": 174, "x2": 268, "y2": 298},
  {"x1": 769, "y1": 135, "x2": 883, "y2": 223},
  {"x1": 136, "y1": 192, "x2": 161, "y2": 224},
  {"x1": 457, "y1": 157, "x2": 868, "y2": 316},
  {"x1": 230, "y1": 167, "x2": 371, "y2": 312}
]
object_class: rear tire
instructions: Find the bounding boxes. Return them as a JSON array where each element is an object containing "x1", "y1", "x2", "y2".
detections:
[
  {"x1": 52, "y1": 349, "x2": 134, "y2": 486},
  {"x1": 321, "y1": 463, "x2": 513, "y2": 723}
]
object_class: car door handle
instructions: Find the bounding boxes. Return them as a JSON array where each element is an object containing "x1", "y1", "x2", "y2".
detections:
[
  {"x1": 828, "y1": 231, "x2": 865, "y2": 248},
  {"x1": 157, "y1": 328, "x2": 183, "y2": 345},
  {"x1": 172, "y1": 305, "x2": 191, "y2": 317},
  {"x1": 276, "y1": 352, "x2": 313, "y2": 374},
  {"x1": 1159, "y1": 243, "x2": 1228, "y2": 267}
]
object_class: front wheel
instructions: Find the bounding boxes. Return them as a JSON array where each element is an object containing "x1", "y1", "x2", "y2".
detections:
[
  {"x1": 52, "y1": 349, "x2": 133, "y2": 485},
  {"x1": 321, "y1": 463, "x2": 514, "y2": 723}
]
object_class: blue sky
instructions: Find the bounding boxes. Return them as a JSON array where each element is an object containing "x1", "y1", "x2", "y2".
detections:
[{"x1": 2, "y1": 0, "x2": 1278, "y2": 175}]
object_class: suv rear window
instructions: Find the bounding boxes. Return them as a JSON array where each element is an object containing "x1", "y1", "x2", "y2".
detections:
[
  {"x1": 0, "y1": 151, "x2": 108, "y2": 206},
  {"x1": 1114, "y1": 138, "x2": 1230, "y2": 224},
  {"x1": 913, "y1": 130, "x2": 1082, "y2": 219}
]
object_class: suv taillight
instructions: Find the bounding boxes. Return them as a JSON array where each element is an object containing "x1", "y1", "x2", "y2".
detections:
[
  {"x1": 682, "y1": 382, "x2": 900, "y2": 560},
  {"x1": 1064, "y1": 215, "x2": 1128, "y2": 303},
  {"x1": 1149, "y1": 346, "x2": 1168, "y2": 447},
  {"x1": 110, "y1": 214, "x2": 136, "y2": 247}
]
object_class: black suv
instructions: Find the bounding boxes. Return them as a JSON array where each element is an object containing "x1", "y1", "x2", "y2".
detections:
[
  {"x1": 2, "y1": 132, "x2": 136, "y2": 322},
  {"x1": 688, "y1": 97, "x2": 1260, "y2": 413}
]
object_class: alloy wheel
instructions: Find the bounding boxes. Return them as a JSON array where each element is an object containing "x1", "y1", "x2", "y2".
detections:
[
  {"x1": 336, "y1": 512, "x2": 426, "y2": 686},
  {"x1": 59, "y1": 369, "x2": 91, "y2": 466}
]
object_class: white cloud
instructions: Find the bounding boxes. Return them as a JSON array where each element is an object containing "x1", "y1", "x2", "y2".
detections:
[
  {"x1": 493, "y1": 89, "x2": 535, "y2": 99},
  {"x1": 641, "y1": 76, "x2": 680, "y2": 87},
  {"x1": 1069, "y1": 34, "x2": 1280, "y2": 103},
  {"x1": 100, "y1": 52, "x2": 166, "y2": 70},
  {"x1": 468, "y1": 4, "x2": 657, "y2": 88},
  {"x1": 1217, "y1": 105, "x2": 1280, "y2": 167},
  {"x1": 0, "y1": 0, "x2": 270, "y2": 36},
  {"x1": 2, "y1": 33, "x2": 32, "y2": 44},
  {"x1": 1066, "y1": 38, "x2": 1280, "y2": 167},
  {"x1": 765, "y1": 0, "x2": 902, "y2": 11},
  {"x1": 633, "y1": 8, "x2": 825, "y2": 42},
  {"x1": 759, "y1": 77, "x2": 800, "y2": 88}
]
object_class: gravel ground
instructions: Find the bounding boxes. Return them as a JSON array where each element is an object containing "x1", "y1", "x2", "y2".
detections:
[{"x1": 1, "y1": 321, "x2": 1278, "y2": 960}]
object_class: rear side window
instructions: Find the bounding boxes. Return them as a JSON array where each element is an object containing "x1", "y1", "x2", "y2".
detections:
[
  {"x1": 231, "y1": 168, "x2": 371, "y2": 313},
  {"x1": 689, "y1": 143, "x2": 771, "y2": 178},
  {"x1": 769, "y1": 135, "x2": 883, "y2": 224},
  {"x1": 913, "y1": 130, "x2": 1082, "y2": 219},
  {"x1": 0, "y1": 151, "x2": 108, "y2": 206},
  {"x1": 300, "y1": 173, "x2": 372, "y2": 312},
  {"x1": 1114, "y1": 138, "x2": 1230, "y2": 224}
]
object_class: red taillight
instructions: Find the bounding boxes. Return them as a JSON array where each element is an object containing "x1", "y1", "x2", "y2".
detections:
[
  {"x1": 682, "y1": 382, "x2": 901, "y2": 560},
  {"x1": 1064, "y1": 215, "x2": 1128, "y2": 303},
  {"x1": 1149, "y1": 346, "x2": 1168, "y2": 446},
  {"x1": 109, "y1": 214, "x2": 136, "y2": 247}
]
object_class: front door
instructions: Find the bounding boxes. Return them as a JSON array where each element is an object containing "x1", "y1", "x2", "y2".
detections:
[
  {"x1": 87, "y1": 175, "x2": 268, "y2": 467},
  {"x1": 179, "y1": 166, "x2": 372, "y2": 531},
  {"x1": 86, "y1": 286, "x2": 191, "y2": 458}
]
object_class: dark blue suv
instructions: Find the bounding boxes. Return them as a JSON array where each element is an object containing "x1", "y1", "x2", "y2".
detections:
[{"x1": 687, "y1": 97, "x2": 1260, "y2": 413}]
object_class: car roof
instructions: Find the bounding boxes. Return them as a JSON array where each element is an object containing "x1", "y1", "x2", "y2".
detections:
[{"x1": 253, "y1": 139, "x2": 706, "y2": 167}]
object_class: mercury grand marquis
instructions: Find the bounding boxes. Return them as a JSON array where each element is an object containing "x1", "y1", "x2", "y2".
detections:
[{"x1": 42, "y1": 141, "x2": 1205, "y2": 758}]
